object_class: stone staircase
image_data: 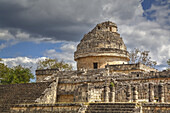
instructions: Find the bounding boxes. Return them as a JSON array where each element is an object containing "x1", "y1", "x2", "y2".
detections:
[
  {"x1": 0, "y1": 82, "x2": 52, "y2": 113},
  {"x1": 85, "y1": 103, "x2": 139, "y2": 113}
]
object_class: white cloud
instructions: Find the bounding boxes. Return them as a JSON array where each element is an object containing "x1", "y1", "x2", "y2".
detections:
[
  {"x1": 1, "y1": 57, "x2": 47, "y2": 82},
  {"x1": 44, "y1": 42, "x2": 78, "y2": 69},
  {"x1": 0, "y1": 29, "x2": 14, "y2": 41},
  {"x1": 117, "y1": 1, "x2": 170, "y2": 70}
]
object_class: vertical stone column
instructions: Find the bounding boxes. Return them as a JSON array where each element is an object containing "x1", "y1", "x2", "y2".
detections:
[
  {"x1": 109, "y1": 86, "x2": 115, "y2": 102},
  {"x1": 87, "y1": 83, "x2": 93, "y2": 102},
  {"x1": 149, "y1": 83, "x2": 154, "y2": 102},
  {"x1": 104, "y1": 85, "x2": 109, "y2": 102},
  {"x1": 145, "y1": 83, "x2": 149, "y2": 101},
  {"x1": 132, "y1": 86, "x2": 138, "y2": 102},
  {"x1": 158, "y1": 84, "x2": 164, "y2": 102},
  {"x1": 105, "y1": 64, "x2": 110, "y2": 76},
  {"x1": 164, "y1": 83, "x2": 168, "y2": 102},
  {"x1": 126, "y1": 85, "x2": 131, "y2": 102}
]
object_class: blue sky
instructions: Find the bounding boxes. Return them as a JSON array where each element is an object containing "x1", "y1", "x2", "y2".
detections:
[
  {"x1": 0, "y1": 0, "x2": 169, "y2": 81},
  {"x1": 0, "y1": 41, "x2": 63, "y2": 58}
]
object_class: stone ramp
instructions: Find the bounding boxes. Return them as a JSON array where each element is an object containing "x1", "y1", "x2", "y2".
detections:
[{"x1": 85, "y1": 103, "x2": 138, "y2": 113}]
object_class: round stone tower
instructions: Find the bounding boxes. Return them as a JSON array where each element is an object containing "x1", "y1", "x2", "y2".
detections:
[{"x1": 74, "y1": 21, "x2": 130, "y2": 70}]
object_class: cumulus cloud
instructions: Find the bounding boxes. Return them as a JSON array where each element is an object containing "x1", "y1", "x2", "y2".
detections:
[
  {"x1": 118, "y1": 0, "x2": 170, "y2": 70},
  {"x1": 44, "y1": 42, "x2": 78, "y2": 69},
  {"x1": 0, "y1": 29, "x2": 14, "y2": 41}
]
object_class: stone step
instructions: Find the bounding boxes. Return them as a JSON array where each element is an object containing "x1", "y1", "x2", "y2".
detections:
[
  {"x1": 89, "y1": 103, "x2": 136, "y2": 106},
  {"x1": 85, "y1": 103, "x2": 137, "y2": 113},
  {"x1": 86, "y1": 108, "x2": 135, "y2": 113},
  {"x1": 87, "y1": 105, "x2": 135, "y2": 109},
  {"x1": 85, "y1": 110, "x2": 133, "y2": 113},
  {"x1": 87, "y1": 108, "x2": 135, "y2": 110}
]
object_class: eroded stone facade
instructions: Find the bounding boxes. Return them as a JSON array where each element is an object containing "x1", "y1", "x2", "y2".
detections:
[{"x1": 35, "y1": 68, "x2": 170, "y2": 103}]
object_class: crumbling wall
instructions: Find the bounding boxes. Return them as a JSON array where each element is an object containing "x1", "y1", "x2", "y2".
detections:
[
  {"x1": 36, "y1": 69, "x2": 59, "y2": 82},
  {"x1": 57, "y1": 81, "x2": 105, "y2": 103},
  {"x1": 115, "y1": 84, "x2": 128, "y2": 102},
  {"x1": 35, "y1": 77, "x2": 59, "y2": 104},
  {"x1": 57, "y1": 83, "x2": 78, "y2": 102}
]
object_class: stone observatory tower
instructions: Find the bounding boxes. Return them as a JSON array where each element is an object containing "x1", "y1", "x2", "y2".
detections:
[{"x1": 74, "y1": 21, "x2": 130, "y2": 70}]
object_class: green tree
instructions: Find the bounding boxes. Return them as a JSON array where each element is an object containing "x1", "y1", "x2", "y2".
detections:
[
  {"x1": 129, "y1": 48, "x2": 157, "y2": 68},
  {"x1": 37, "y1": 58, "x2": 73, "y2": 71},
  {"x1": 167, "y1": 59, "x2": 170, "y2": 70},
  {"x1": 0, "y1": 63, "x2": 12, "y2": 84},
  {"x1": 167, "y1": 59, "x2": 170, "y2": 66},
  {"x1": 11, "y1": 65, "x2": 34, "y2": 84},
  {"x1": 0, "y1": 63, "x2": 34, "y2": 85}
]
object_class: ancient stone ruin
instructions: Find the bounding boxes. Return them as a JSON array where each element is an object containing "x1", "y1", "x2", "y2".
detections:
[{"x1": 0, "y1": 21, "x2": 169, "y2": 113}]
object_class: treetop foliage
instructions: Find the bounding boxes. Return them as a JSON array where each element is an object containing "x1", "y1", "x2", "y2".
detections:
[
  {"x1": 129, "y1": 48, "x2": 157, "y2": 68},
  {"x1": 37, "y1": 58, "x2": 73, "y2": 71},
  {"x1": 167, "y1": 59, "x2": 170, "y2": 66},
  {"x1": 0, "y1": 61, "x2": 34, "y2": 85}
]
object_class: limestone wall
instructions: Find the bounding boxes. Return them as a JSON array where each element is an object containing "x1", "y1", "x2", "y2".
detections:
[
  {"x1": 35, "y1": 68, "x2": 170, "y2": 103},
  {"x1": 56, "y1": 81, "x2": 105, "y2": 103},
  {"x1": 75, "y1": 48, "x2": 129, "y2": 59},
  {"x1": 57, "y1": 83, "x2": 78, "y2": 102},
  {"x1": 138, "y1": 63, "x2": 158, "y2": 72},
  {"x1": 55, "y1": 77, "x2": 169, "y2": 103},
  {"x1": 115, "y1": 80, "x2": 170, "y2": 102},
  {"x1": 53, "y1": 69, "x2": 169, "y2": 103},
  {"x1": 36, "y1": 69, "x2": 59, "y2": 82},
  {"x1": 76, "y1": 56, "x2": 128, "y2": 70},
  {"x1": 35, "y1": 78, "x2": 59, "y2": 104}
]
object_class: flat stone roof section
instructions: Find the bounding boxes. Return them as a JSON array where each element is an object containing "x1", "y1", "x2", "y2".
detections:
[{"x1": 107, "y1": 63, "x2": 157, "y2": 72}]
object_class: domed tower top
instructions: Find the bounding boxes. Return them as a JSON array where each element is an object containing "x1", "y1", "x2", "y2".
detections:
[
  {"x1": 92, "y1": 21, "x2": 118, "y2": 33},
  {"x1": 74, "y1": 21, "x2": 130, "y2": 70}
]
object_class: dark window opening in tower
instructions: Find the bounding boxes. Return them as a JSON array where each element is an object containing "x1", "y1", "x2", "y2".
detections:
[
  {"x1": 93, "y1": 63, "x2": 98, "y2": 69},
  {"x1": 110, "y1": 27, "x2": 112, "y2": 31},
  {"x1": 98, "y1": 26, "x2": 100, "y2": 30}
]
